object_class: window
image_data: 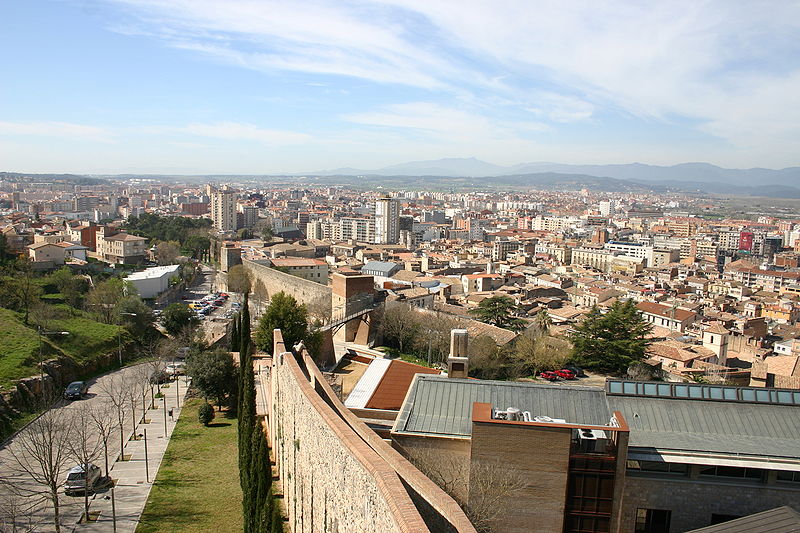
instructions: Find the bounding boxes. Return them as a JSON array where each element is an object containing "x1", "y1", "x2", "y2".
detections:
[
  {"x1": 776, "y1": 471, "x2": 800, "y2": 483},
  {"x1": 627, "y1": 461, "x2": 688, "y2": 476},
  {"x1": 699, "y1": 465, "x2": 764, "y2": 482},
  {"x1": 635, "y1": 509, "x2": 671, "y2": 533}
]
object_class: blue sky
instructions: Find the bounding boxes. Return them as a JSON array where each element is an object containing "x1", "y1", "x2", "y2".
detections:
[{"x1": 1, "y1": 0, "x2": 799, "y2": 174}]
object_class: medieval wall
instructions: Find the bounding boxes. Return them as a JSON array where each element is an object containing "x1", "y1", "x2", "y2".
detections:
[{"x1": 243, "y1": 258, "x2": 332, "y2": 314}]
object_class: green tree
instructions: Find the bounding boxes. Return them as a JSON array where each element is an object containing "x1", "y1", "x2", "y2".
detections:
[
  {"x1": 198, "y1": 402, "x2": 215, "y2": 426},
  {"x1": 469, "y1": 295, "x2": 524, "y2": 330},
  {"x1": 49, "y1": 267, "x2": 88, "y2": 308},
  {"x1": 230, "y1": 312, "x2": 240, "y2": 352},
  {"x1": 187, "y1": 349, "x2": 238, "y2": 409},
  {"x1": 569, "y1": 300, "x2": 653, "y2": 374},
  {"x1": 117, "y1": 296, "x2": 155, "y2": 338},
  {"x1": 84, "y1": 277, "x2": 130, "y2": 324},
  {"x1": 183, "y1": 234, "x2": 211, "y2": 260},
  {"x1": 534, "y1": 309, "x2": 552, "y2": 336},
  {"x1": 254, "y1": 292, "x2": 308, "y2": 353},
  {"x1": 238, "y1": 293, "x2": 257, "y2": 533},
  {"x1": 160, "y1": 303, "x2": 199, "y2": 336},
  {"x1": 0, "y1": 258, "x2": 42, "y2": 324}
]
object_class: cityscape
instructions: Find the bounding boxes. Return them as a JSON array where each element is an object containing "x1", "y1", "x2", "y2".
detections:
[{"x1": 2, "y1": 1, "x2": 800, "y2": 533}]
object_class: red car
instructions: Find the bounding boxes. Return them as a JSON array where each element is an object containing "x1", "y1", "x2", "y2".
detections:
[
  {"x1": 539, "y1": 371, "x2": 560, "y2": 381},
  {"x1": 555, "y1": 369, "x2": 576, "y2": 380}
]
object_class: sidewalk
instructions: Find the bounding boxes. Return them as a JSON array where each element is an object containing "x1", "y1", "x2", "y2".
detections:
[{"x1": 71, "y1": 376, "x2": 191, "y2": 533}]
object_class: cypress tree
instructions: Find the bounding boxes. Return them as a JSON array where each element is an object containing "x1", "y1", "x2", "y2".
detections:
[
  {"x1": 238, "y1": 292, "x2": 257, "y2": 532},
  {"x1": 230, "y1": 312, "x2": 240, "y2": 352}
]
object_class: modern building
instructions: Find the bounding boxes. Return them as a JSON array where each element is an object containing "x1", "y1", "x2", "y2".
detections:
[
  {"x1": 375, "y1": 195, "x2": 400, "y2": 244},
  {"x1": 391, "y1": 375, "x2": 800, "y2": 533},
  {"x1": 125, "y1": 264, "x2": 181, "y2": 298},
  {"x1": 207, "y1": 184, "x2": 237, "y2": 232},
  {"x1": 340, "y1": 217, "x2": 375, "y2": 243}
]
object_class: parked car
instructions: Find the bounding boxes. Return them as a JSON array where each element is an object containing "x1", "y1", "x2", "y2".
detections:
[
  {"x1": 564, "y1": 365, "x2": 586, "y2": 378},
  {"x1": 165, "y1": 362, "x2": 186, "y2": 376},
  {"x1": 539, "y1": 371, "x2": 560, "y2": 381},
  {"x1": 555, "y1": 369, "x2": 576, "y2": 380},
  {"x1": 150, "y1": 370, "x2": 171, "y2": 384},
  {"x1": 65, "y1": 463, "x2": 102, "y2": 495},
  {"x1": 64, "y1": 381, "x2": 88, "y2": 401}
]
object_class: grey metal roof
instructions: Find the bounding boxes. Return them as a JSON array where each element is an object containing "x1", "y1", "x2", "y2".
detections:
[
  {"x1": 686, "y1": 506, "x2": 800, "y2": 533},
  {"x1": 607, "y1": 395, "x2": 800, "y2": 459},
  {"x1": 393, "y1": 375, "x2": 611, "y2": 437},
  {"x1": 362, "y1": 261, "x2": 401, "y2": 275}
]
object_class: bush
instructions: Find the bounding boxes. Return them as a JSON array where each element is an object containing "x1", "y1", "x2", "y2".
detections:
[{"x1": 198, "y1": 402, "x2": 215, "y2": 426}]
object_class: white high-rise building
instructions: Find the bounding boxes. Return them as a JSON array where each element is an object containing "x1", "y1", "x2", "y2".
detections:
[
  {"x1": 207, "y1": 184, "x2": 237, "y2": 232},
  {"x1": 599, "y1": 200, "x2": 616, "y2": 217},
  {"x1": 374, "y1": 195, "x2": 400, "y2": 244}
]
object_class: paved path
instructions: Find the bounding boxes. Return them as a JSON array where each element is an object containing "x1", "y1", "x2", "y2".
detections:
[{"x1": 70, "y1": 375, "x2": 190, "y2": 533}]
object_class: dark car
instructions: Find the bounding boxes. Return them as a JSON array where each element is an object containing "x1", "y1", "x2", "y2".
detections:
[
  {"x1": 564, "y1": 365, "x2": 586, "y2": 378},
  {"x1": 65, "y1": 463, "x2": 102, "y2": 495},
  {"x1": 64, "y1": 381, "x2": 88, "y2": 400}
]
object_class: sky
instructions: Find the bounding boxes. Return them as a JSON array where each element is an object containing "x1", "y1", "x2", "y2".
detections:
[{"x1": 1, "y1": 0, "x2": 799, "y2": 174}]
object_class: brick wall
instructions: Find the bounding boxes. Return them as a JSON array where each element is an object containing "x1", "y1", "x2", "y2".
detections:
[{"x1": 622, "y1": 475, "x2": 800, "y2": 532}]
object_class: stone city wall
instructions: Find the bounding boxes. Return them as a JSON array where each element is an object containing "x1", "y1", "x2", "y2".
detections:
[{"x1": 243, "y1": 258, "x2": 331, "y2": 315}]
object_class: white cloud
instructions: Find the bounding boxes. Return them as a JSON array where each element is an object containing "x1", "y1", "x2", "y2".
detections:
[
  {"x1": 94, "y1": 1, "x2": 800, "y2": 166},
  {"x1": 0, "y1": 121, "x2": 114, "y2": 143}
]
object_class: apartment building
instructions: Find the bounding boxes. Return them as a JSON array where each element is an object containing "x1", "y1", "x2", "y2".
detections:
[
  {"x1": 375, "y1": 195, "x2": 400, "y2": 244},
  {"x1": 207, "y1": 184, "x2": 237, "y2": 232},
  {"x1": 95, "y1": 226, "x2": 147, "y2": 264},
  {"x1": 340, "y1": 217, "x2": 375, "y2": 242}
]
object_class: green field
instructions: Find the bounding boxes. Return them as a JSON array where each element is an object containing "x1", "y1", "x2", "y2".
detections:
[
  {"x1": 137, "y1": 399, "x2": 243, "y2": 533},
  {"x1": 0, "y1": 306, "x2": 126, "y2": 389}
]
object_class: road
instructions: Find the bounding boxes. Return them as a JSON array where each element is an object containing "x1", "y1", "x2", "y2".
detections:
[
  {"x1": 0, "y1": 267, "x2": 218, "y2": 532},
  {"x1": 0, "y1": 364, "x2": 174, "y2": 532}
]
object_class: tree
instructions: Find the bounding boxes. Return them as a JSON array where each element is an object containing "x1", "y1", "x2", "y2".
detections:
[
  {"x1": 227, "y1": 264, "x2": 252, "y2": 294},
  {"x1": 230, "y1": 312, "x2": 240, "y2": 352},
  {"x1": 252, "y1": 279, "x2": 269, "y2": 316},
  {"x1": 117, "y1": 296, "x2": 155, "y2": 340},
  {"x1": 569, "y1": 300, "x2": 653, "y2": 374},
  {"x1": 238, "y1": 293, "x2": 257, "y2": 533},
  {"x1": 254, "y1": 292, "x2": 308, "y2": 353},
  {"x1": 534, "y1": 309, "x2": 552, "y2": 336},
  {"x1": 155, "y1": 241, "x2": 181, "y2": 265},
  {"x1": 379, "y1": 302, "x2": 420, "y2": 354},
  {"x1": 85, "y1": 278, "x2": 128, "y2": 324},
  {"x1": 160, "y1": 303, "x2": 199, "y2": 336},
  {"x1": 511, "y1": 331, "x2": 570, "y2": 378},
  {"x1": 5, "y1": 408, "x2": 73, "y2": 533},
  {"x1": 67, "y1": 405, "x2": 104, "y2": 524},
  {"x1": 0, "y1": 258, "x2": 41, "y2": 324},
  {"x1": 198, "y1": 402, "x2": 215, "y2": 426},
  {"x1": 183, "y1": 234, "x2": 211, "y2": 260},
  {"x1": 50, "y1": 267, "x2": 88, "y2": 308},
  {"x1": 469, "y1": 295, "x2": 524, "y2": 330},
  {"x1": 187, "y1": 349, "x2": 238, "y2": 409},
  {"x1": 468, "y1": 335, "x2": 509, "y2": 380}
]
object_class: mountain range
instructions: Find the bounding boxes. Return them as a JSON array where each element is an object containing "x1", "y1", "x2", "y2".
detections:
[{"x1": 316, "y1": 158, "x2": 800, "y2": 187}]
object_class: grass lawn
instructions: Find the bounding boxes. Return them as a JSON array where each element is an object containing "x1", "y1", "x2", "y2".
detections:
[
  {"x1": 0, "y1": 308, "x2": 46, "y2": 389},
  {"x1": 137, "y1": 398, "x2": 242, "y2": 533}
]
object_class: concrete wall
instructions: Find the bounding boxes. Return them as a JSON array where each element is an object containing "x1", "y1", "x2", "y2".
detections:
[
  {"x1": 621, "y1": 475, "x2": 800, "y2": 532},
  {"x1": 243, "y1": 258, "x2": 331, "y2": 314}
]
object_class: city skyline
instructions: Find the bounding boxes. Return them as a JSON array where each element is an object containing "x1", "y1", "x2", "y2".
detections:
[{"x1": 1, "y1": 1, "x2": 799, "y2": 174}]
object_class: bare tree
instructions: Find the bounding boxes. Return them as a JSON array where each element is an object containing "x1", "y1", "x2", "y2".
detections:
[
  {"x1": 67, "y1": 405, "x2": 104, "y2": 523},
  {"x1": 131, "y1": 364, "x2": 152, "y2": 420},
  {"x1": 0, "y1": 479, "x2": 38, "y2": 532},
  {"x1": 87, "y1": 403, "x2": 119, "y2": 478},
  {"x1": 99, "y1": 374, "x2": 133, "y2": 459},
  {"x1": 252, "y1": 278, "x2": 269, "y2": 316},
  {"x1": 5, "y1": 409, "x2": 73, "y2": 533}
]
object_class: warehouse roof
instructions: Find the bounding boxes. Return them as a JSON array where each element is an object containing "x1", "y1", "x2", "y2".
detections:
[{"x1": 393, "y1": 375, "x2": 611, "y2": 438}]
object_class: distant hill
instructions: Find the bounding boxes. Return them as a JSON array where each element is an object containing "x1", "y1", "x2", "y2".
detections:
[{"x1": 314, "y1": 158, "x2": 800, "y2": 188}]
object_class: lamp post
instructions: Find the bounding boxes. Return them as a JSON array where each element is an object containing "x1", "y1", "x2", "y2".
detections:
[
  {"x1": 118, "y1": 312, "x2": 137, "y2": 367},
  {"x1": 138, "y1": 429, "x2": 149, "y2": 483},
  {"x1": 38, "y1": 328, "x2": 69, "y2": 383}
]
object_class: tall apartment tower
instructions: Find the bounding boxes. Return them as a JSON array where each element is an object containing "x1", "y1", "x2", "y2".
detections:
[
  {"x1": 207, "y1": 184, "x2": 237, "y2": 232},
  {"x1": 374, "y1": 195, "x2": 400, "y2": 244}
]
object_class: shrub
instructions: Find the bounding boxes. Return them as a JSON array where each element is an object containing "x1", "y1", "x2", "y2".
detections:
[{"x1": 198, "y1": 402, "x2": 215, "y2": 426}]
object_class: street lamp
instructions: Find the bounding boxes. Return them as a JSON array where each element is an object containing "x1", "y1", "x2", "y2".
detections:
[
  {"x1": 137, "y1": 429, "x2": 149, "y2": 483},
  {"x1": 118, "y1": 312, "x2": 137, "y2": 367},
  {"x1": 38, "y1": 328, "x2": 69, "y2": 382}
]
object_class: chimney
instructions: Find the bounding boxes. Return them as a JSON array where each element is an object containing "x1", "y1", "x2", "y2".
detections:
[{"x1": 447, "y1": 329, "x2": 469, "y2": 378}]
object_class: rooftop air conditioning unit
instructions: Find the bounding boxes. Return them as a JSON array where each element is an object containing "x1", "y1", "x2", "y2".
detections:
[{"x1": 577, "y1": 429, "x2": 608, "y2": 453}]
